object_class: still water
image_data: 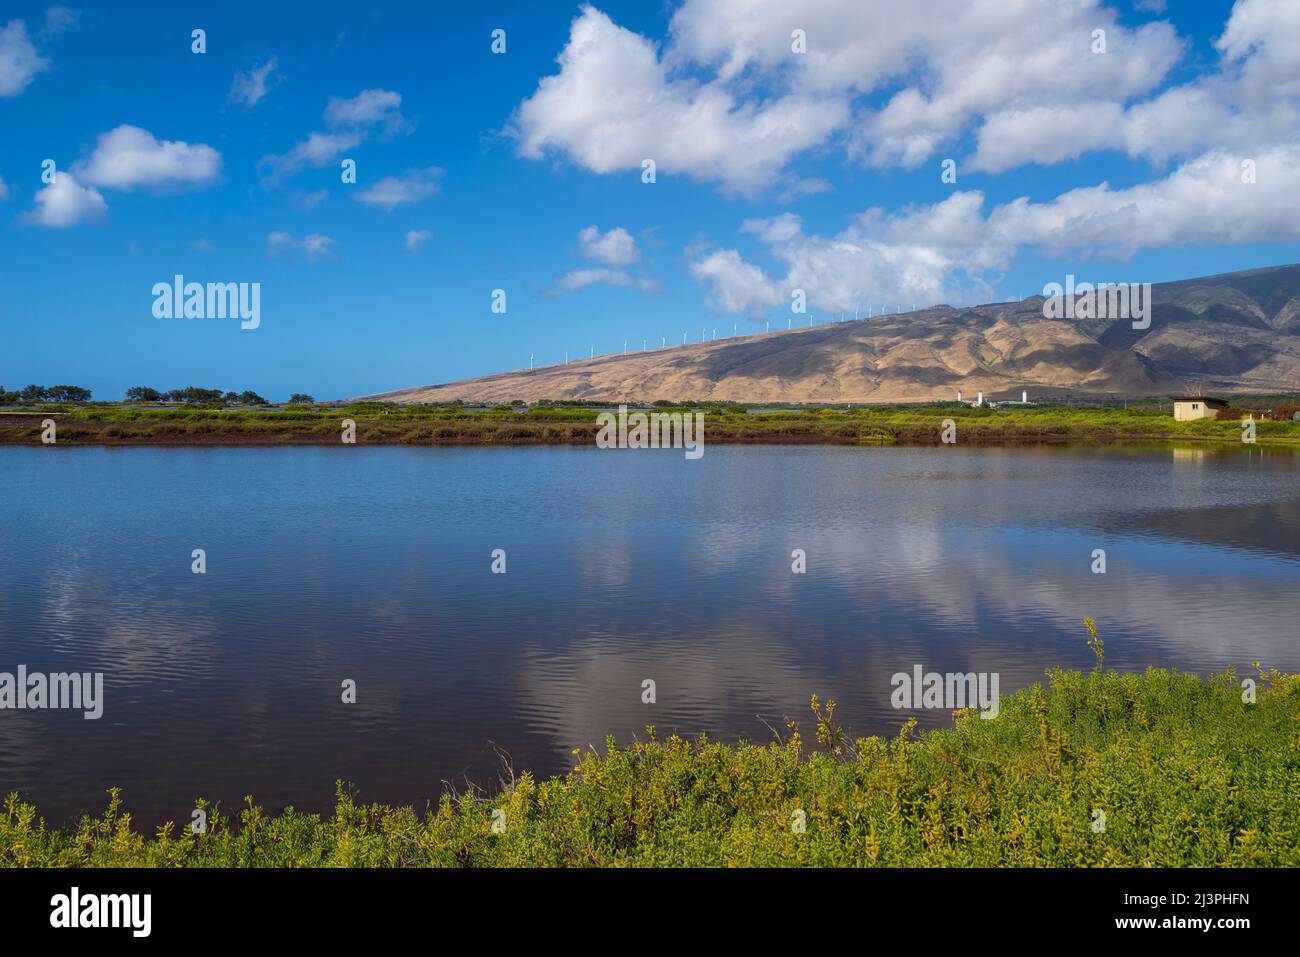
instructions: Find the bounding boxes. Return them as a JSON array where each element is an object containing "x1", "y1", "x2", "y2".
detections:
[{"x1": 2, "y1": 444, "x2": 1297, "y2": 825}]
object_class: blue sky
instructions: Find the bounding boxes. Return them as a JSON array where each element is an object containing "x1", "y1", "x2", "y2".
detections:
[{"x1": 2, "y1": 0, "x2": 1298, "y2": 400}]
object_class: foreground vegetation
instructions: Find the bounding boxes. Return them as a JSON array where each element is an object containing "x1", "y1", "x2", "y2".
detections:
[
  {"x1": 4, "y1": 658, "x2": 1297, "y2": 867},
  {"x1": 3, "y1": 399, "x2": 1300, "y2": 446}
]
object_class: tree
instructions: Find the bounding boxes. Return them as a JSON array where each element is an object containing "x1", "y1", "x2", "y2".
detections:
[
  {"x1": 171, "y1": 386, "x2": 224, "y2": 404},
  {"x1": 223, "y1": 391, "x2": 240, "y2": 404},
  {"x1": 125, "y1": 386, "x2": 161, "y2": 403},
  {"x1": 0, "y1": 386, "x2": 19, "y2": 405},
  {"x1": 238, "y1": 390, "x2": 268, "y2": 406},
  {"x1": 20, "y1": 385, "x2": 49, "y2": 402},
  {"x1": 288, "y1": 393, "x2": 315, "y2": 404},
  {"x1": 47, "y1": 385, "x2": 92, "y2": 403}
]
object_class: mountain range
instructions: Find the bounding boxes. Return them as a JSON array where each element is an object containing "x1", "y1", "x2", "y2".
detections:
[{"x1": 366, "y1": 262, "x2": 1300, "y2": 404}]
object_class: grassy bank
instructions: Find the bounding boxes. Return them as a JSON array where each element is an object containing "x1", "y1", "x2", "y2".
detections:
[
  {"x1": 4, "y1": 661, "x2": 1297, "y2": 867},
  {"x1": 3, "y1": 401, "x2": 1300, "y2": 446}
]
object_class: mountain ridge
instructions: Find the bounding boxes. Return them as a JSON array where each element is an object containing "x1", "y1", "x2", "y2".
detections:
[{"x1": 365, "y1": 262, "x2": 1300, "y2": 404}]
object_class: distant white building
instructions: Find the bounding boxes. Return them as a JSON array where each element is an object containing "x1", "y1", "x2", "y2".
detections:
[{"x1": 960, "y1": 389, "x2": 1033, "y2": 408}]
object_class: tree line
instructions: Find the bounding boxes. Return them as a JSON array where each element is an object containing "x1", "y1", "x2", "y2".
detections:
[
  {"x1": 0, "y1": 385, "x2": 317, "y2": 406},
  {"x1": 0, "y1": 384, "x2": 93, "y2": 403},
  {"x1": 124, "y1": 387, "x2": 315, "y2": 405}
]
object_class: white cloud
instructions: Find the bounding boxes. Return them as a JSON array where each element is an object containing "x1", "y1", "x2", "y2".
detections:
[
  {"x1": 578, "y1": 225, "x2": 638, "y2": 265},
  {"x1": 691, "y1": 143, "x2": 1300, "y2": 314},
  {"x1": 262, "y1": 131, "x2": 361, "y2": 183},
  {"x1": 41, "y1": 6, "x2": 79, "y2": 39},
  {"x1": 970, "y1": 102, "x2": 1125, "y2": 174},
  {"x1": 22, "y1": 171, "x2": 106, "y2": 227},
  {"x1": 0, "y1": 174, "x2": 8, "y2": 200},
  {"x1": 514, "y1": 1, "x2": 1300, "y2": 186},
  {"x1": 511, "y1": 2, "x2": 1197, "y2": 188},
  {"x1": 1113, "y1": 0, "x2": 1300, "y2": 165},
  {"x1": 553, "y1": 268, "x2": 657, "y2": 293},
  {"x1": 229, "y1": 57, "x2": 277, "y2": 108},
  {"x1": 324, "y1": 89, "x2": 404, "y2": 130},
  {"x1": 355, "y1": 166, "x2": 442, "y2": 210},
  {"x1": 688, "y1": 248, "x2": 780, "y2": 316},
  {"x1": 963, "y1": 0, "x2": 1300, "y2": 172},
  {"x1": 0, "y1": 20, "x2": 49, "y2": 97},
  {"x1": 981, "y1": 144, "x2": 1300, "y2": 256},
  {"x1": 261, "y1": 89, "x2": 405, "y2": 184},
  {"x1": 74, "y1": 125, "x2": 221, "y2": 190},
  {"x1": 266, "y1": 231, "x2": 335, "y2": 260},
  {"x1": 512, "y1": 6, "x2": 848, "y2": 195},
  {"x1": 551, "y1": 223, "x2": 654, "y2": 293},
  {"x1": 404, "y1": 229, "x2": 431, "y2": 253},
  {"x1": 668, "y1": 0, "x2": 1181, "y2": 171}
]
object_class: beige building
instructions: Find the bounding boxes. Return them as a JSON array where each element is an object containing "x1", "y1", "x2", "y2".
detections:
[{"x1": 1171, "y1": 396, "x2": 1228, "y2": 421}]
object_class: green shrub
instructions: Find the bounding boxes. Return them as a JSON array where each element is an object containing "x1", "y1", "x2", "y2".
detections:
[{"x1": 3, "y1": 661, "x2": 1295, "y2": 868}]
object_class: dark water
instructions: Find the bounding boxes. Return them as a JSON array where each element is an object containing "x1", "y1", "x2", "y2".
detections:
[{"x1": 2, "y1": 444, "x2": 1298, "y2": 826}]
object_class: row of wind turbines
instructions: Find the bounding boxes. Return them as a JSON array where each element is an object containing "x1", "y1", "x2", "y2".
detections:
[{"x1": 526, "y1": 300, "x2": 974, "y2": 372}]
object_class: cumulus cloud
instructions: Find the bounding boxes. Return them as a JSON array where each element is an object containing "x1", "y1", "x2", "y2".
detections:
[
  {"x1": 962, "y1": 0, "x2": 1300, "y2": 173},
  {"x1": 969, "y1": 102, "x2": 1126, "y2": 173},
  {"x1": 550, "y1": 224, "x2": 655, "y2": 294},
  {"x1": 22, "y1": 171, "x2": 106, "y2": 227},
  {"x1": 688, "y1": 248, "x2": 780, "y2": 316},
  {"x1": 578, "y1": 225, "x2": 638, "y2": 265},
  {"x1": 669, "y1": 0, "x2": 1181, "y2": 171},
  {"x1": 0, "y1": 20, "x2": 49, "y2": 97},
  {"x1": 73, "y1": 125, "x2": 221, "y2": 190},
  {"x1": 266, "y1": 231, "x2": 335, "y2": 260},
  {"x1": 691, "y1": 143, "x2": 1300, "y2": 315},
  {"x1": 229, "y1": 57, "x2": 278, "y2": 108},
  {"x1": 1110, "y1": 0, "x2": 1300, "y2": 165},
  {"x1": 355, "y1": 166, "x2": 442, "y2": 210},
  {"x1": 403, "y1": 229, "x2": 431, "y2": 253},
  {"x1": 514, "y1": 1, "x2": 1300, "y2": 187},
  {"x1": 512, "y1": 5, "x2": 847, "y2": 195},
  {"x1": 260, "y1": 89, "x2": 405, "y2": 184},
  {"x1": 509, "y1": 1, "x2": 1205, "y2": 188}
]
